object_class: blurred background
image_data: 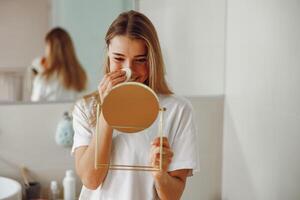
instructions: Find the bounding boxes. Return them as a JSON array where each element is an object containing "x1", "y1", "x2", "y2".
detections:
[{"x1": 0, "y1": 0, "x2": 299, "y2": 199}]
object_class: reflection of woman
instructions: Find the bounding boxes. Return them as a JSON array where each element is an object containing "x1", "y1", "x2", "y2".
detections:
[
  {"x1": 31, "y1": 27, "x2": 87, "y2": 102},
  {"x1": 72, "y1": 11, "x2": 198, "y2": 199}
]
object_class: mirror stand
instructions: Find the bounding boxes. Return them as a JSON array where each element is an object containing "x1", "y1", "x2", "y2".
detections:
[{"x1": 94, "y1": 103, "x2": 166, "y2": 172}]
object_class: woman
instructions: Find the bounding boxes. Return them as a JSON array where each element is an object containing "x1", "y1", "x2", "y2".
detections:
[
  {"x1": 72, "y1": 10, "x2": 198, "y2": 200},
  {"x1": 31, "y1": 27, "x2": 87, "y2": 101}
]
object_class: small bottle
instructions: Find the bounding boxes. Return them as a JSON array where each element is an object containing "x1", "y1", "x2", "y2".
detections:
[
  {"x1": 49, "y1": 181, "x2": 60, "y2": 200},
  {"x1": 63, "y1": 170, "x2": 76, "y2": 200},
  {"x1": 55, "y1": 112, "x2": 74, "y2": 147}
]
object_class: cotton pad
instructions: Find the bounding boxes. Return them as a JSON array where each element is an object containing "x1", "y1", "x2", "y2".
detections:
[{"x1": 122, "y1": 68, "x2": 132, "y2": 82}]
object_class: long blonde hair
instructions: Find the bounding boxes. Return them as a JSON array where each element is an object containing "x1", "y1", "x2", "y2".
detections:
[
  {"x1": 43, "y1": 27, "x2": 87, "y2": 92},
  {"x1": 104, "y1": 10, "x2": 172, "y2": 94}
]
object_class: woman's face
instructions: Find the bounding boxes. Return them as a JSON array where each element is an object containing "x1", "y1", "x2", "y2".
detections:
[
  {"x1": 42, "y1": 42, "x2": 51, "y2": 69},
  {"x1": 45, "y1": 42, "x2": 51, "y2": 58},
  {"x1": 108, "y1": 35, "x2": 149, "y2": 83}
]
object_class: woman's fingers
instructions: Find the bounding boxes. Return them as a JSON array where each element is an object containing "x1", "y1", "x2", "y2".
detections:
[
  {"x1": 98, "y1": 70, "x2": 126, "y2": 101},
  {"x1": 103, "y1": 75, "x2": 126, "y2": 96},
  {"x1": 109, "y1": 75, "x2": 127, "y2": 87},
  {"x1": 150, "y1": 144, "x2": 173, "y2": 171},
  {"x1": 152, "y1": 157, "x2": 172, "y2": 167},
  {"x1": 107, "y1": 70, "x2": 126, "y2": 80},
  {"x1": 151, "y1": 137, "x2": 170, "y2": 148},
  {"x1": 151, "y1": 146, "x2": 174, "y2": 158},
  {"x1": 150, "y1": 137, "x2": 173, "y2": 169},
  {"x1": 100, "y1": 70, "x2": 125, "y2": 89}
]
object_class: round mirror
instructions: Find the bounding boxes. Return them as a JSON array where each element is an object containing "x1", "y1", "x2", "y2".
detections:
[{"x1": 102, "y1": 82, "x2": 160, "y2": 133}]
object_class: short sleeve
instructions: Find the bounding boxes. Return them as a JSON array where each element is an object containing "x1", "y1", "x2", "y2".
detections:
[
  {"x1": 168, "y1": 100, "x2": 200, "y2": 175},
  {"x1": 71, "y1": 100, "x2": 93, "y2": 155},
  {"x1": 31, "y1": 76, "x2": 45, "y2": 101}
]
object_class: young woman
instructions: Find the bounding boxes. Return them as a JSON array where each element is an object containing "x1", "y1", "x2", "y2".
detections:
[
  {"x1": 72, "y1": 10, "x2": 198, "y2": 200},
  {"x1": 31, "y1": 27, "x2": 87, "y2": 101}
]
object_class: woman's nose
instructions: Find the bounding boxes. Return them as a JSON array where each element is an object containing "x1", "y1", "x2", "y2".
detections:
[{"x1": 123, "y1": 59, "x2": 133, "y2": 69}]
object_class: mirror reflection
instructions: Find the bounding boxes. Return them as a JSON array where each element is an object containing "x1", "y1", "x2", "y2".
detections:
[
  {"x1": 0, "y1": 0, "x2": 133, "y2": 103},
  {"x1": 30, "y1": 27, "x2": 87, "y2": 102}
]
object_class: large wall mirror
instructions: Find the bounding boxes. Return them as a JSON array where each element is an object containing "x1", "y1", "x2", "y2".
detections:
[{"x1": 0, "y1": 0, "x2": 134, "y2": 104}]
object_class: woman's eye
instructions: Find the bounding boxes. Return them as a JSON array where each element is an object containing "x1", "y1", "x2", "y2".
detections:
[
  {"x1": 114, "y1": 57, "x2": 124, "y2": 62},
  {"x1": 135, "y1": 58, "x2": 147, "y2": 63}
]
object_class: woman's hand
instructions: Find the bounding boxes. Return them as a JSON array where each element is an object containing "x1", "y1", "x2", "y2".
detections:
[
  {"x1": 98, "y1": 70, "x2": 126, "y2": 103},
  {"x1": 41, "y1": 57, "x2": 47, "y2": 69},
  {"x1": 150, "y1": 137, "x2": 174, "y2": 177},
  {"x1": 150, "y1": 137, "x2": 188, "y2": 200}
]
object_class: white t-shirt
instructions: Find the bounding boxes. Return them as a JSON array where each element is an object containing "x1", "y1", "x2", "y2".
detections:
[
  {"x1": 72, "y1": 93, "x2": 199, "y2": 200},
  {"x1": 31, "y1": 73, "x2": 77, "y2": 102}
]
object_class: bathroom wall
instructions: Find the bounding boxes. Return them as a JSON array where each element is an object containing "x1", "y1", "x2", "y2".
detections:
[
  {"x1": 0, "y1": 0, "x2": 50, "y2": 68},
  {"x1": 139, "y1": 0, "x2": 226, "y2": 96},
  {"x1": 0, "y1": 0, "x2": 50, "y2": 101},
  {"x1": 0, "y1": 96, "x2": 224, "y2": 199},
  {"x1": 183, "y1": 96, "x2": 224, "y2": 200},
  {"x1": 222, "y1": 0, "x2": 300, "y2": 199},
  {"x1": 0, "y1": 102, "x2": 80, "y2": 197}
]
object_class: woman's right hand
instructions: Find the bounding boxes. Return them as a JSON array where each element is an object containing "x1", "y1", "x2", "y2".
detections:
[{"x1": 98, "y1": 70, "x2": 126, "y2": 103}]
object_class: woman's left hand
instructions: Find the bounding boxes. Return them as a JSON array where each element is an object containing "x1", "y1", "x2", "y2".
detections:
[{"x1": 150, "y1": 137, "x2": 174, "y2": 176}]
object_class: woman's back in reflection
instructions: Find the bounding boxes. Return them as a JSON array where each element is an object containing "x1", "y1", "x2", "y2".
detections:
[{"x1": 31, "y1": 27, "x2": 87, "y2": 102}]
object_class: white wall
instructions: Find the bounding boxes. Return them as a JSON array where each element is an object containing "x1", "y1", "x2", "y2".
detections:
[
  {"x1": 223, "y1": 0, "x2": 300, "y2": 199},
  {"x1": 0, "y1": 102, "x2": 80, "y2": 198},
  {"x1": 183, "y1": 97, "x2": 223, "y2": 200},
  {"x1": 0, "y1": 0, "x2": 50, "y2": 101},
  {"x1": 0, "y1": 0, "x2": 50, "y2": 68},
  {"x1": 139, "y1": 0, "x2": 226, "y2": 96}
]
